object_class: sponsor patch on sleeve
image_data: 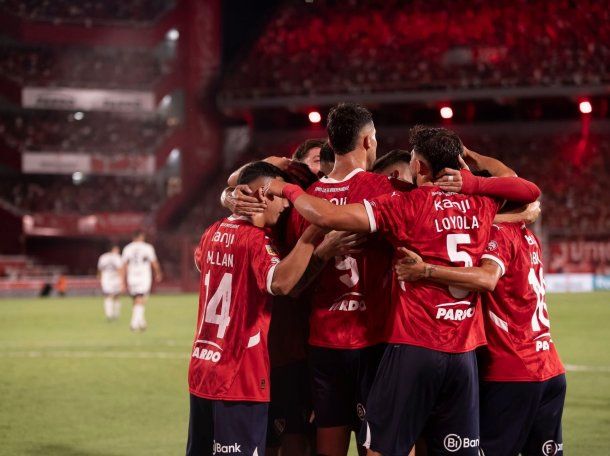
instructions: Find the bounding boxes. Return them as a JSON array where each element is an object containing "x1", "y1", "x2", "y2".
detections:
[{"x1": 486, "y1": 240, "x2": 498, "y2": 252}]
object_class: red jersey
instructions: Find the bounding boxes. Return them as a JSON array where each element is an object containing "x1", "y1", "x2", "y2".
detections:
[
  {"x1": 188, "y1": 216, "x2": 280, "y2": 402},
  {"x1": 479, "y1": 223, "x2": 565, "y2": 381},
  {"x1": 364, "y1": 186, "x2": 500, "y2": 353},
  {"x1": 292, "y1": 168, "x2": 400, "y2": 349}
]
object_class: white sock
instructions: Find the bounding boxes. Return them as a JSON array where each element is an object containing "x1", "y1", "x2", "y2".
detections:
[
  {"x1": 131, "y1": 304, "x2": 146, "y2": 329},
  {"x1": 104, "y1": 297, "x2": 114, "y2": 319},
  {"x1": 113, "y1": 299, "x2": 121, "y2": 319}
]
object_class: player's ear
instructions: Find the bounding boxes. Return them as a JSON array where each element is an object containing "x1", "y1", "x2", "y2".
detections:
[
  {"x1": 363, "y1": 132, "x2": 372, "y2": 150},
  {"x1": 417, "y1": 159, "x2": 429, "y2": 177}
]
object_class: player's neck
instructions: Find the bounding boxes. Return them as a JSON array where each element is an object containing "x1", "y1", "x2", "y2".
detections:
[
  {"x1": 417, "y1": 175, "x2": 434, "y2": 187},
  {"x1": 250, "y1": 213, "x2": 266, "y2": 228},
  {"x1": 328, "y1": 151, "x2": 366, "y2": 179}
]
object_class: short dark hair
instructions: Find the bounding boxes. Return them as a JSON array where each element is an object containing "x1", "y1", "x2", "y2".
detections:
[
  {"x1": 237, "y1": 161, "x2": 287, "y2": 186},
  {"x1": 292, "y1": 138, "x2": 325, "y2": 162},
  {"x1": 319, "y1": 141, "x2": 335, "y2": 164},
  {"x1": 327, "y1": 103, "x2": 373, "y2": 155},
  {"x1": 133, "y1": 230, "x2": 146, "y2": 239},
  {"x1": 409, "y1": 125, "x2": 463, "y2": 178},
  {"x1": 372, "y1": 149, "x2": 412, "y2": 173}
]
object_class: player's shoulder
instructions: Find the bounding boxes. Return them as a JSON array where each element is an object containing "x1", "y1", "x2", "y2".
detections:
[
  {"x1": 488, "y1": 223, "x2": 521, "y2": 248},
  {"x1": 308, "y1": 168, "x2": 367, "y2": 191},
  {"x1": 360, "y1": 170, "x2": 394, "y2": 187},
  {"x1": 493, "y1": 222, "x2": 521, "y2": 236},
  {"x1": 122, "y1": 242, "x2": 135, "y2": 252},
  {"x1": 221, "y1": 216, "x2": 268, "y2": 240}
]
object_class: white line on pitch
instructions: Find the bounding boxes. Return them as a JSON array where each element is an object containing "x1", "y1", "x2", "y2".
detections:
[
  {"x1": 0, "y1": 340, "x2": 180, "y2": 348},
  {"x1": 1, "y1": 352, "x2": 609, "y2": 373},
  {"x1": 564, "y1": 364, "x2": 610, "y2": 373},
  {"x1": 0, "y1": 351, "x2": 188, "y2": 359}
]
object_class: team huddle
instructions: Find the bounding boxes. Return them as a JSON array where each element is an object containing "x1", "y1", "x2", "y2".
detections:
[{"x1": 187, "y1": 104, "x2": 565, "y2": 456}]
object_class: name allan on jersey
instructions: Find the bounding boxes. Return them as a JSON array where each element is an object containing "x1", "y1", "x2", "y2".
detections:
[{"x1": 206, "y1": 228, "x2": 237, "y2": 267}]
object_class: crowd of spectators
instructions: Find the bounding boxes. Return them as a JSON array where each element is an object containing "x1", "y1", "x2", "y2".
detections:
[
  {"x1": 0, "y1": 44, "x2": 171, "y2": 89},
  {"x1": 0, "y1": 175, "x2": 164, "y2": 214},
  {"x1": 222, "y1": 0, "x2": 609, "y2": 99},
  {"x1": 383, "y1": 129, "x2": 610, "y2": 237},
  {"x1": 0, "y1": 0, "x2": 174, "y2": 25},
  {"x1": 0, "y1": 110, "x2": 171, "y2": 154}
]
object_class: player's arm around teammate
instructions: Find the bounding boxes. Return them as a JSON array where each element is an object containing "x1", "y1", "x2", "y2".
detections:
[
  {"x1": 263, "y1": 158, "x2": 539, "y2": 233},
  {"x1": 394, "y1": 246, "x2": 503, "y2": 292},
  {"x1": 393, "y1": 201, "x2": 542, "y2": 290}
]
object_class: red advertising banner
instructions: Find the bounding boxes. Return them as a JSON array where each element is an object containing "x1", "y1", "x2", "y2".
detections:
[
  {"x1": 548, "y1": 239, "x2": 610, "y2": 274},
  {"x1": 23, "y1": 212, "x2": 147, "y2": 236}
]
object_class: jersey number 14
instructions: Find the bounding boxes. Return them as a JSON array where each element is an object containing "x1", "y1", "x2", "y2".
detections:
[{"x1": 198, "y1": 271, "x2": 232, "y2": 339}]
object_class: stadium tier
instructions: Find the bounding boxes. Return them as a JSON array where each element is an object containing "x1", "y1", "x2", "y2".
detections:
[
  {"x1": 0, "y1": 110, "x2": 173, "y2": 154},
  {"x1": 221, "y1": 0, "x2": 609, "y2": 101},
  {"x1": 0, "y1": 43, "x2": 171, "y2": 89},
  {"x1": 0, "y1": 0, "x2": 175, "y2": 25},
  {"x1": 0, "y1": 175, "x2": 163, "y2": 214}
]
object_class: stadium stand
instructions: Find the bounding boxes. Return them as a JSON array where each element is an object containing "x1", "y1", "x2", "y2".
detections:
[
  {"x1": 222, "y1": 0, "x2": 610, "y2": 99},
  {"x1": 0, "y1": 110, "x2": 172, "y2": 154},
  {"x1": 0, "y1": 0, "x2": 175, "y2": 25},
  {"x1": 0, "y1": 175, "x2": 164, "y2": 214},
  {"x1": 0, "y1": 43, "x2": 172, "y2": 89}
]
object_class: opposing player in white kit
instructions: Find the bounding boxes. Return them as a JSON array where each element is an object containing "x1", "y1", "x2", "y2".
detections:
[
  {"x1": 121, "y1": 231, "x2": 162, "y2": 331},
  {"x1": 97, "y1": 245, "x2": 123, "y2": 321}
]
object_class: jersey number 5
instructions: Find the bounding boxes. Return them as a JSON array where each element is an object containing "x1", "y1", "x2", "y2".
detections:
[
  {"x1": 199, "y1": 271, "x2": 232, "y2": 339},
  {"x1": 446, "y1": 234, "x2": 473, "y2": 298}
]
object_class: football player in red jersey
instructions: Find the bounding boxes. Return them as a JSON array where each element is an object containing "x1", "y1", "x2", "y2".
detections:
[
  {"x1": 372, "y1": 149, "x2": 413, "y2": 182},
  {"x1": 289, "y1": 104, "x2": 409, "y2": 456},
  {"x1": 220, "y1": 139, "x2": 359, "y2": 456},
  {"x1": 292, "y1": 138, "x2": 325, "y2": 176},
  {"x1": 263, "y1": 125, "x2": 541, "y2": 456},
  {"x1": 318, "y1": 140, "x2": 335, "y2": 176},
  {"x1": 395, "y1": 203, "x2": 565, "y2": 456},
  {"x1": 188, "y1": 162, "x2": 332, "y2": 456}
]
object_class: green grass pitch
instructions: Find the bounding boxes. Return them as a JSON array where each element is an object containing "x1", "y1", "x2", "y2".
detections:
[{"x1": 1, "y1": 292, "x2": 609, "y2": 455}]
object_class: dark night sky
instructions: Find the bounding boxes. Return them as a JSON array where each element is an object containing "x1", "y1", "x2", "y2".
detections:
[{"x1": 221, "y1": 0, "x2": 280, "y2": 71}]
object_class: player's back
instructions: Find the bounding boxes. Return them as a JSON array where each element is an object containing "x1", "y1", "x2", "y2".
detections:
[
  {"x1": 98, "y1": 252, "x2": 122, "y2": 273},
  {"x1": 122, "y1": 241, "x2": 155, "y2": 278},
  {"x1": 365, "y1": 185, "x2": 500, "y2": 352},
  {"x1": 98, "y1": 252, "x2": 122, "y2": 282},
  {"x1": 189, "y1": 216, "x2": 280, "y2": 402},
  {"x1": 479, "y1": 223, "x2": 564, "y2": 381},
  {"x1": 299, "y1": 169, "x2": 399, "y2": 348}
]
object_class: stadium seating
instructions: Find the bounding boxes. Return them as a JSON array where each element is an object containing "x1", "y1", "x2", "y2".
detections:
[
  {"x1": 0, "y1": 110, "x2": 171, "y2": 154},
  {"x1": 0, "y1": 175, "x2": 164, "y2": 214},
  {"x1": 0, "y1": 44, "x2": 171, "y2": 89},
  {"x1": 222, "y1": 0, "x2": 610, "y2": 99},
  {"x1": 0, "y1": 0, "x2": 174, "y2": 25}
]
